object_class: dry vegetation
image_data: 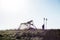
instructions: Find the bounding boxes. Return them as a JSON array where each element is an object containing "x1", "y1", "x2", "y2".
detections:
[{"x1": 0, "y1": 29, "x2": 60, "y2": 40}]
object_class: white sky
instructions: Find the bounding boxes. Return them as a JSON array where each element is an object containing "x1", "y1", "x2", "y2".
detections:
[{"x1": 0, "y1": 0, "x2": 60, "y2": 30}]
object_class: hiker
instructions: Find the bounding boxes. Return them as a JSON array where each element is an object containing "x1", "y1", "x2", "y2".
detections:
[{"x1": 42, "y1": 24, "x2": 44, "y2": 30}]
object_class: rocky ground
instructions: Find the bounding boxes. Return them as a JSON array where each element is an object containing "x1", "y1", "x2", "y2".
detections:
[{"x1": 0, "y1": 29, "x2": 60, "y2": 40}]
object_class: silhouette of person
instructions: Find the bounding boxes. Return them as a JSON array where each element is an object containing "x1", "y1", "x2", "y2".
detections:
[{"x1": 42, "y1": 24, "x2": 44, "y2": 30}]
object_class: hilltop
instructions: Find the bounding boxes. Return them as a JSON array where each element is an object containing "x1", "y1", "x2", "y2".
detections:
[{"x1": 0, "y1": 29, "x2": 60, "y2": 40}]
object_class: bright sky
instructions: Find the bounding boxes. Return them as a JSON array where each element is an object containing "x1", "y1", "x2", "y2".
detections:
[{"x1": 0, "y1": 0, "x2": 60, "y2": 30}]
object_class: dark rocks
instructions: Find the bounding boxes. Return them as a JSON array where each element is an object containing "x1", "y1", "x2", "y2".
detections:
[{"x1": 43, "y1": 30, "x2": 60, "y2": 40}]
